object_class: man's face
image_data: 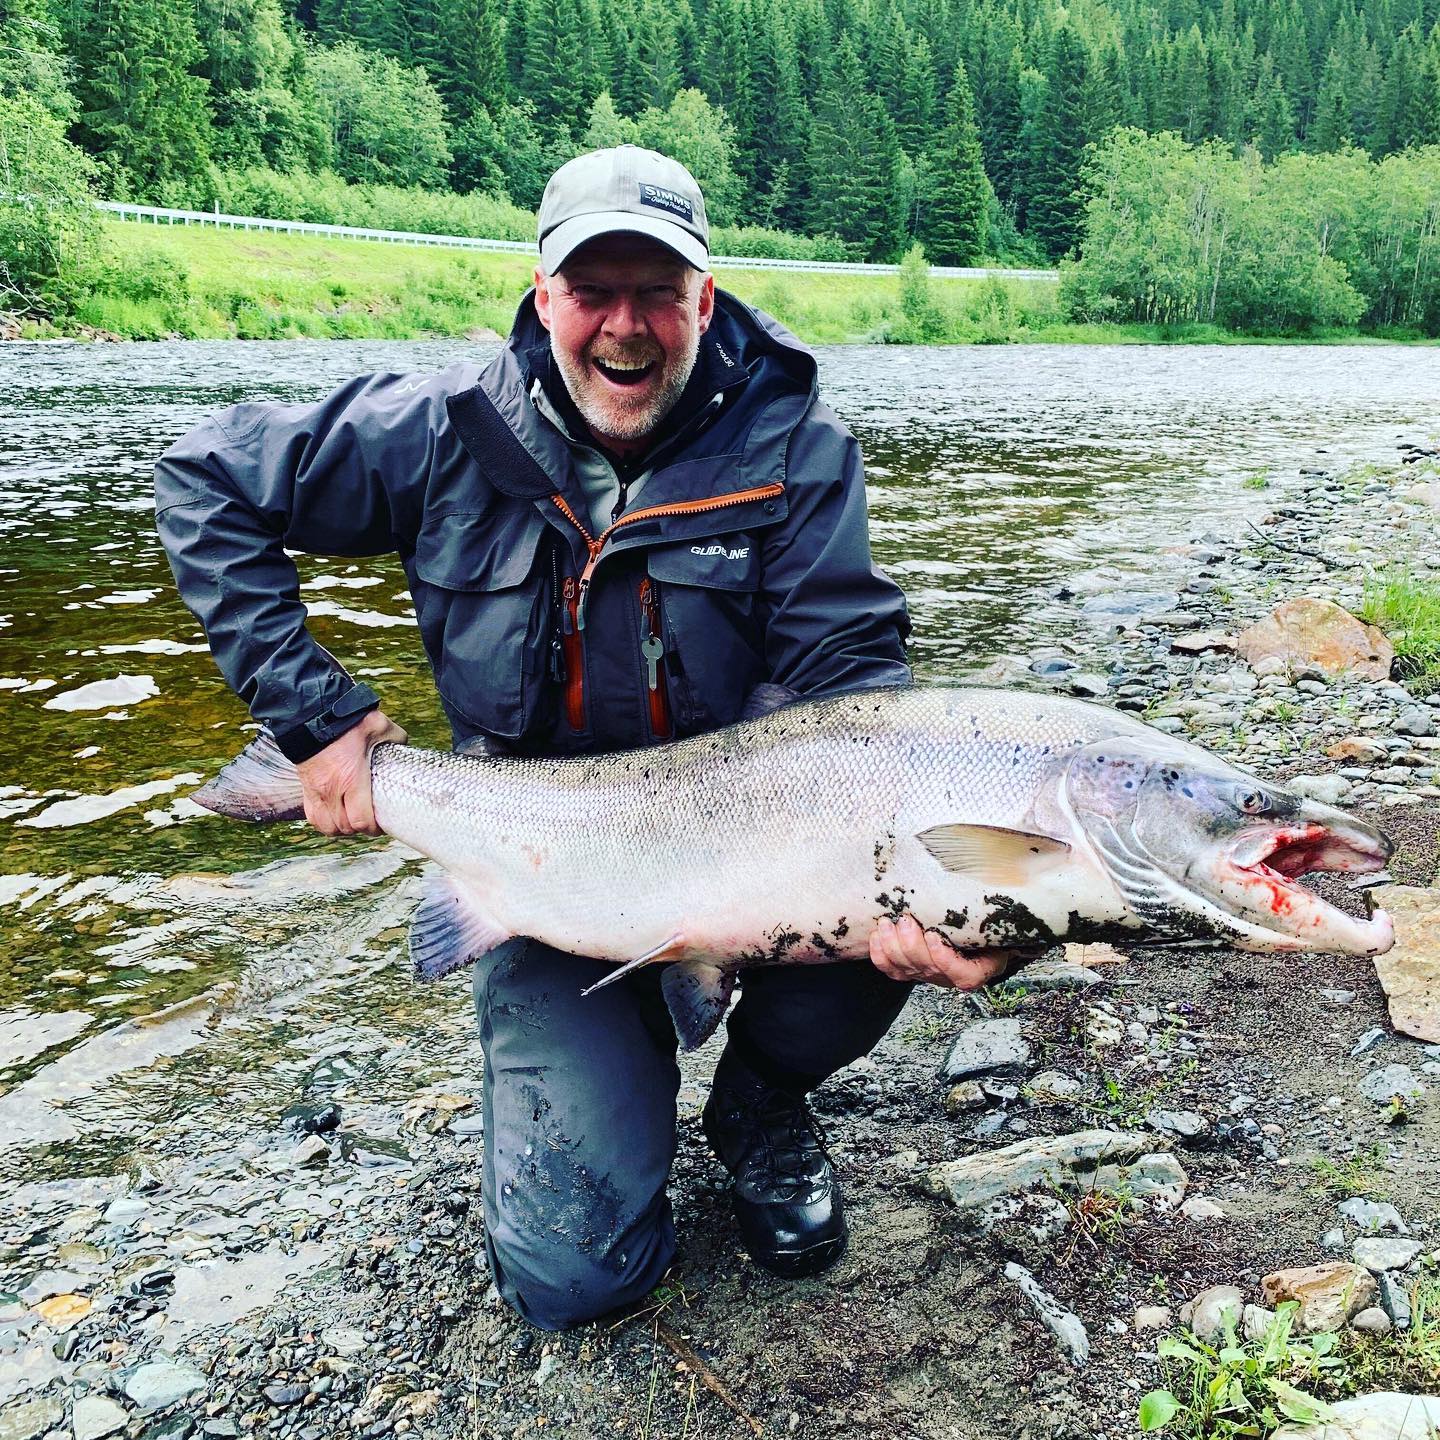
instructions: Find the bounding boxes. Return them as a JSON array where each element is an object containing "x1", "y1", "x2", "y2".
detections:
[{"x1": 534, "y1": 235, "x2": 715, "y2": 453}]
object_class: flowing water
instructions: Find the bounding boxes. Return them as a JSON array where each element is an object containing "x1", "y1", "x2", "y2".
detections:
[{"x1": 1, "y1": 337, "x2": 1435, "y2": 1178}]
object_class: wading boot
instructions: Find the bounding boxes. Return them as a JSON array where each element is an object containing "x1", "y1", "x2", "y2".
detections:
[{"x1": 701, "y1": 1047, "x2": 847, "y2": 1278}]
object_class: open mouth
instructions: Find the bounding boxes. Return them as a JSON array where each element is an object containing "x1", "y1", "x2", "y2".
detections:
[
  {"x1": 592, "y1": 356, "x2": 657, "y2": 388},
  {"x1": 1225, "y1": 822, "x2": 1394, "y2": 953}
]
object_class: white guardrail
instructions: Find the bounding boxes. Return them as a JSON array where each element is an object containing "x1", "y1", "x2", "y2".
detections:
[{"x1": 98, "y1": 201, "x2": 1060, "y2": 282}]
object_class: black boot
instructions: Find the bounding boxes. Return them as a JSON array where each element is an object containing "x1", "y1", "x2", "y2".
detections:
[{"x1": 701, "y1": 1046, "x2": 847, "y2": 1278}]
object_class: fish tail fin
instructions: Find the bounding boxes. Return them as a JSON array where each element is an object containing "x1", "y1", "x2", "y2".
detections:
[{"x1": 192, "y1": 730, "x2": 307, "y2": 823}]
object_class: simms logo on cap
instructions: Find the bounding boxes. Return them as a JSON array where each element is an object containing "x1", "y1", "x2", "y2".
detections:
[{"x1": 638, "y1": 183, "x2": 695, "y2": 224}]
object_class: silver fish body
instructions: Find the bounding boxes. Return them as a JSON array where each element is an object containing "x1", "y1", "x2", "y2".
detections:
[{"x1": 198, "y1": 684, "x2": 1395, "y2": 1049}]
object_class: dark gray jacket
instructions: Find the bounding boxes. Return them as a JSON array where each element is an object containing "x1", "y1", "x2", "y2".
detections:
[{"x1": 154, "y1": 290, "x2": 910, "y2": 758}]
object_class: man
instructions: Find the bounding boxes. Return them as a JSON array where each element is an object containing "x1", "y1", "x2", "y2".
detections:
[{"x1": 155, "y1": 146, "x2": 1006, "y2": 1332}]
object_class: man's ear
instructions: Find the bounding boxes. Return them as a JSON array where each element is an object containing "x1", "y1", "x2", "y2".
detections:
[
  {"x1": 533, "y1": 266, "x2": 553, "y2": 332},
  {"x1": 696, "y1": 272, "x2": 715, "y2": 335}
]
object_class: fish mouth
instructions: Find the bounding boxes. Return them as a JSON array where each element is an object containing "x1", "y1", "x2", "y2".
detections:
[{"x1": 1221, "y1": 820, "x2": 1395, "y2": 955}]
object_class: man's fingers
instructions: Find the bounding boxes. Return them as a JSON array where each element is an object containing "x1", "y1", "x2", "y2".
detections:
[{"x1": 341, "y1": 786, "x2": 379, "y2": 836}]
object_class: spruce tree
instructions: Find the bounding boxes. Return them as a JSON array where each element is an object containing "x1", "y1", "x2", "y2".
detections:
[
  {"x1": 1308, "y1": 47, "x2": 1354, "y2": 148},
  {"x1": 1250, "y1": 53, "x2": 1297, "y2": 158},
  {"x1": 806, "y1": 34, "x2": 904, "y2": 259},
  {"x1": 917, "y1": 59, "x2": 989, "y2": 264},
  {"x1": 1025, "y1": 25, "x2": 1088, "y2": 260},
  {"x1": 67, "y1": 0, "x2": 215, "y2": 197}
]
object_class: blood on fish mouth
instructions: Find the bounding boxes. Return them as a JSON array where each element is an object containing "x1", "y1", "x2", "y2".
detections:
[{"x1": 1226, "y1": 821, "x2": 1391, "y2": 931}]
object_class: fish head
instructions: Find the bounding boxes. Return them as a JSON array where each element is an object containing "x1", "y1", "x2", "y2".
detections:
[{"x1": 1061, "y1": 735, "x2": 1394, "y2": 956}]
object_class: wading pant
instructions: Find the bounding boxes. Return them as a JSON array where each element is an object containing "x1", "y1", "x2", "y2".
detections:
[{"x1": 472, "y1": 940, "x2": 913, "y2": 1331}]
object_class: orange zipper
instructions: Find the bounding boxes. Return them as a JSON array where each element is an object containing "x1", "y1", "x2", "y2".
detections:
[
  {"x1": 638, "y1": 577, "x2": 672, "y2": 740},
  {"x1": 560, "y1": 576, "x2": 584, "y2": 731},
  {"x1": 550, "y1": 481, "x2": 784, "y2": 629}
]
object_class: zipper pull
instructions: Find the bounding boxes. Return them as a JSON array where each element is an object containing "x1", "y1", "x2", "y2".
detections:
[
  {"x1": 561, "y1": 577, "x2": 576, "y2": 635},
  {"x1": 575, "y1": 546, "x2": 602, "y2": 631},
  {"x1": 550, "y1": 636, "x2": 565, "y2": 682}
]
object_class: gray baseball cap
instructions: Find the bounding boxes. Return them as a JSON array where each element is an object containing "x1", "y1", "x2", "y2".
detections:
[{"x1": 538, "y1": 145, "x2": 709, "y2": 274}]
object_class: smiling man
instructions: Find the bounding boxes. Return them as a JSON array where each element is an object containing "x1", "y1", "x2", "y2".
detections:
[{"x1": 155, "y1": 146, "x2": 1007, "y2": 1333}]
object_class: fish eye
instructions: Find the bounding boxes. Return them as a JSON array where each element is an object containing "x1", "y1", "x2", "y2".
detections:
[{"x1": 1238, "y1": 789, "x2": 1270, "y2": 815}]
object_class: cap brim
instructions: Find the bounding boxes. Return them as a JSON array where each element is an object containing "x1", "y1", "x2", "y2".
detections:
[{"x1": 540, "y1": 212, "x2": 708, "y2": 273}]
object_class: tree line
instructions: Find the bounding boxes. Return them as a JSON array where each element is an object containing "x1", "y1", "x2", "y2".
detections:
[{"x1": 3, "y1": 0, "x2": 1440, "y2": 269}]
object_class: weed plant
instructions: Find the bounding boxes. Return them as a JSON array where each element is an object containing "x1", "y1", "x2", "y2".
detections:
[{"x1": 1360, "y1": 566, "x2": 1440, "y2": 695}]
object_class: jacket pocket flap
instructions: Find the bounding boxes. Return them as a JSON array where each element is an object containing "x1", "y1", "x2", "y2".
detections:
[
  {"x1": 414, "y1": 510, "x2": 544, "y2": 592},
  {"x1": 647, "y1": 539, "x2": 760, "y2": 592}
]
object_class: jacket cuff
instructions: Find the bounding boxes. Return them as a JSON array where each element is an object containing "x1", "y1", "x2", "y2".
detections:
[{"x1": 271, "y1": 682, "x2": 381, "y2": 764}]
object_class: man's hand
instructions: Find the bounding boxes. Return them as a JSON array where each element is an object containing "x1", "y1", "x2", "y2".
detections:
[
  {"x1": 295, "y1": 710, "x2": 408, "y2": 836},
  {"x1": 869, "y1": 914, "x2": 1016, "y2": 990}
]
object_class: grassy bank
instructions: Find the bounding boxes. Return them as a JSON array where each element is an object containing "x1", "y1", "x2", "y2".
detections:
[{"x1": 10, "y1": 221, "x2": 1434, "y2": 344}]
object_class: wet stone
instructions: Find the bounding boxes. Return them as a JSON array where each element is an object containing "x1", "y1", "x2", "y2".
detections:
[
  {"x1": 124, "y1": 1359, "x2": 208, "y2": 1411},
  {"x1": 1146, "y1": 1109, "x2": 1210, "y2": 1143},
  {"x1": 1357, "y1": 1064, "x2": 1426, "y2": 1103},
  {"x1": 1338, "y1": 1198, "x2": 1408, "y2": 1234},
  {"x1": 941, "y1": 1019, "x2": 1031, "y2": 1081},
  {"x1": 72, "y1": 1395, "x2": 128, "y2": 1440},
  {"x1": 262, "y1": 1383, "x2": 307, "y2": 1407},
  {"x1": 1378, "y1": 1271, "x2": 1412, "y2": 1329},
  {"x1": 0, "y1": 1395, "x2": 64, "y2": 1440},
  {"x1": 1353, "y1": 1237, "x2": 1422, "y2": 1272}
]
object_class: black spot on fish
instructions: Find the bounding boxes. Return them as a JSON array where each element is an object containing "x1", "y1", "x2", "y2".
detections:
[
  {"x1": 943, "y1": 908, "x2": 970, "y2": 931},
  {"x1": 980, "y1": 894, "x2": 1057, "y2": 948}
]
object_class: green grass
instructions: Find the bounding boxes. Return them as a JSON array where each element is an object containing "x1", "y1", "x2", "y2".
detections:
[
  {"x1": 1308, "y1": 1144, "x2": 1391, "y2": 1200},
  {"x1": 20, "y1": 220, "x2": 1433, "y2": 345},
  {"x1": 1360, "y1": 567, "x2": 1440, "y2": 695}
]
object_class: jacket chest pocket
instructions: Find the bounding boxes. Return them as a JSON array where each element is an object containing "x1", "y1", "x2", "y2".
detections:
[
  {"x1": 646, "y1": 538, "x2": 765, "y2": 731},
  {"x1": 411, "y1": 509, "x2": 549, "y2": 740}
]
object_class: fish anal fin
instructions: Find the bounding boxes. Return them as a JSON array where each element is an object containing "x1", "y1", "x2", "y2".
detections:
[
  {"x1": 579, "y1": 933, "x2": 688, "y2": 998},
  {"x1": 661, "y1": 962, "x2": 737, "y2": 1052},
  {"x1": 917, "y1": 823, "x2": 1071, "y2": 884},
  {"x1": 410, "y1": 871, "x2": 510, "y2": 982}
]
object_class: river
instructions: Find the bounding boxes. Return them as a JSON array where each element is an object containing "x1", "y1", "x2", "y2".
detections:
[{"x1": 1, "y1": 338, "x2": 1435, "y2": 1181}]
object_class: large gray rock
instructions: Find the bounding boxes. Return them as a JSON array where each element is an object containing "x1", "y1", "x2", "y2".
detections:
[
  {"x1": 1272, "y1": 1391, "x2": 1440, "y2": 1438},
  {"x1": 1089, "y1": 1152, "x2": 1189, "y2": 1206},
  {"x1": 1290, "y1": 774, "x2": 1352, "y2": 806},
  {"x1": 1338, "y1": 1199, "x2": 1408, "y2": 1234},
  {"x1": 0, "y1": 1396, "x2": 63, "y2": 1440},
  {"x1": 921, "y1": 1129, "x2": 1149, "y2": 1221},
  {"x1": 1353, "y1": 1238, "x2": 1422, "y2": 1273},
  {"x1": 123, "y1": 1359, "x2": 207, "y2": 1412},
  {"x1": 941, "y1": 1019, "x2": 1032, "y2": 1081},
  {"x1": 72, "y1": 1395, "x2": 128, "y2": 1440},
  {"x1": 1357, "y1": 1065, "x2": 1426, "y2": 1104}
]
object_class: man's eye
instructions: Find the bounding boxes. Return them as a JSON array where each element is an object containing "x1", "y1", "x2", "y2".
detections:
[
  {"x1": 642, "y1": 286, "x2": 680, "y2": 301},
  {"x1": 570, "y1": 285, "x2": 606, "y2": 301}
]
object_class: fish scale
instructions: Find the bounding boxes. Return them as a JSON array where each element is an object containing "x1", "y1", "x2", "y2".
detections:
[{"x1": 370, "y1": 686, "x2": 1147, "y2": 966}]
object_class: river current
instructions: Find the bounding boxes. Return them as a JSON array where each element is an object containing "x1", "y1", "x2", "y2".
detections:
[{"x1": 1, "y1": 338, "x2": 1435, "y2": 1175}]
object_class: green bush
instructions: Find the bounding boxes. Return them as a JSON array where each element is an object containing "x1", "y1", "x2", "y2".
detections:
[{"x1": 0, "y1": 91, "x2": 100, "y2": 307}]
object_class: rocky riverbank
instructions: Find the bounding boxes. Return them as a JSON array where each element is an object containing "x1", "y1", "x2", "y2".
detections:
[{"x1": 3, "y1": 453, "x2": 1439, "y2": 1440}]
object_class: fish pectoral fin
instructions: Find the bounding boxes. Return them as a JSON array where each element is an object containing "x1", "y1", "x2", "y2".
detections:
[
  {"x1": 661, "y1": 962, "x2": 737, "y2": 1052},
  {"x1": 409, "y1": 872, "x2": 510, "y2": 983},
  {"x1": 916, "y1": 823, "x2": 1071, "y2": 884},
  {"x1": 578, "y1": 933, "x2": 688, "y2": 998}
]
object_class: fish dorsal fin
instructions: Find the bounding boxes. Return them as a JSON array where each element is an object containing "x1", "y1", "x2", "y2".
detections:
[
  {"x1": 661, "y1": 962, "x2": 738, "y2": 1052},
  {"x1": 917, "y1": 823, "x2": 1071, "y2": 884},
  {"x1": 409, "y1": 871, "x2": 510, "y2": 982}
]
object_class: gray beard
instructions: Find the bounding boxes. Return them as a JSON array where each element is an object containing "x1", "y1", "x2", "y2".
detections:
[{"x1": 552, "y1": 330, "x2": 700, "y2": 445}]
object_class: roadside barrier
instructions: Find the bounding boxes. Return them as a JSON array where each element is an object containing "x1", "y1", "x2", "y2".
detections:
[{"x1": 97, "y1": 201, "x2": 1060, "y2": 282}]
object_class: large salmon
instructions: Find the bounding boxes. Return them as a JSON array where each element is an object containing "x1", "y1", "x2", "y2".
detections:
[{"x1": 196, "y1": 685, "x2": 1395, "y2": 1048}]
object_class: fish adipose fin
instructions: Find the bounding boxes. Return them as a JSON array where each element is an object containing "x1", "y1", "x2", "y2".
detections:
[
  {"x1": 410, "y1": 872, "x2": 511, "y2": 982},
  {"x1": 578, "y1": 934, "x2": 688, "y2": 997},
  {"x1": 662, "y1": 962, "x2": 737, "y2": 1051},
  {"x1": 918, "y1": 823, "x2": 1071, "y2": 884},
  {"x1": 192, "y1": 730, "x2": 306, "y2": 822}
]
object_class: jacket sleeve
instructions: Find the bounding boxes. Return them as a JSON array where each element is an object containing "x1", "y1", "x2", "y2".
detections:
[
  {"x1": 757, "y1": 400, "x2": 911, "y2": 696},
  {"x1": 153, "y1": 370, "x2": 440, "y2": 760}
]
